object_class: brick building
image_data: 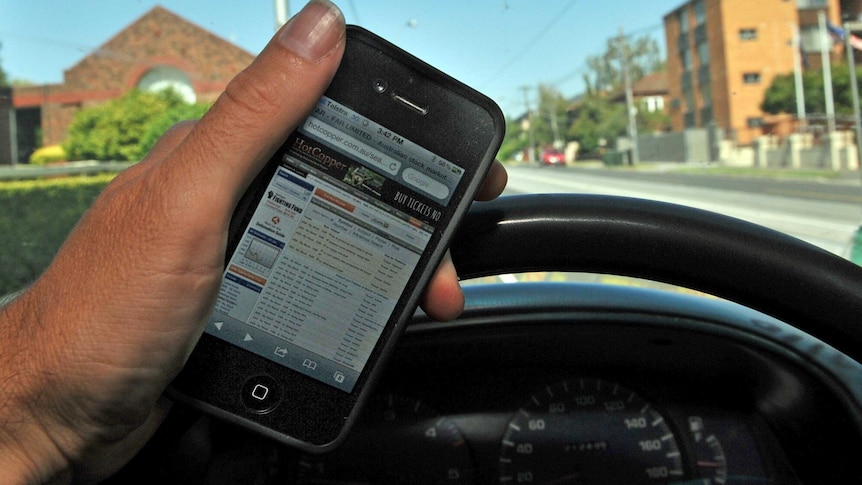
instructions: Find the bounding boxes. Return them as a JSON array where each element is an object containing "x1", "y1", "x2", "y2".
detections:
[
  {"x1": 663, "y1": 0, "x2": 846, "y2": 146},
  {"x1": 2, "y1": 6, "x2": 254, "y2": 163}
]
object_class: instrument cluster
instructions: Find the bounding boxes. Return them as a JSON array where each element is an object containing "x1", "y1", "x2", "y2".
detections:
[{"x1": 288, "y1": 372, "x2": 795, "y2": 484}]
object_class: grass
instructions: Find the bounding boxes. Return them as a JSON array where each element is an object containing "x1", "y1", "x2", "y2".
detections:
[{"x1": 0, "y1": 173, "x2": 118, "y2": 294}]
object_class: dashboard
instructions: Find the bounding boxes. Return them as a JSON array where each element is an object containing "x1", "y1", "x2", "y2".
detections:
[
  {"x1": 110, "y1": 282, "x2": 862, "y2": 485},
  {"x1": 106, "y1": 195, "x2": 862, "y2": 484}
]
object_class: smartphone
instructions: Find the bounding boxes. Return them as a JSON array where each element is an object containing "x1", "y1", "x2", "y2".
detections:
[{"x1": 169, "y1": 26, "x2": 504, "y2": 451}]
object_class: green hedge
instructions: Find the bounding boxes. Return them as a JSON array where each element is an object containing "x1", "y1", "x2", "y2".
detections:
[{"x1": 0, "y1": 174, "x2": 116, "y2": 295}]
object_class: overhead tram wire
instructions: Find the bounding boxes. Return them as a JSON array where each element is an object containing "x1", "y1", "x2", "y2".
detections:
[
  {"x1": 548, "y1": 22, "x2": 661, "y2": 89},
  {"x1": 507, "y1": 20, "x2": 664, "y2": 119},
  {"x1": 478, "y1": 0, "x2": 579, "y2": 91},
  {"x1": 346, "y1": 0, "x2": 361, "y2": 25}
]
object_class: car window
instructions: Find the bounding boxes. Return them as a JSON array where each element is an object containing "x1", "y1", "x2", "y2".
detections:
[{"x1": 2, "y1": 0, "x2": 861, "y2": 294}]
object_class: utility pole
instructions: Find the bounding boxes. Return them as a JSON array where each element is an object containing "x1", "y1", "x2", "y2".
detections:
[
  {"x1": 274, "y1": 0, "x2": 290, "y2": 31},
  {"x1": 548, "y1": 95, "x2": 562, "y2": 148},
  {"x1": 844, "y1": 22, "x2": 862, "y2": 177},
  {"x1": 520, "y1": 86, "x2": 537, "y2": 163},
  {"x1": 618, "y1": 27, "x2": 639, "y2": 165},
  {"x1": 819, "y1": 10, "x2": 836, "y2": 132}
]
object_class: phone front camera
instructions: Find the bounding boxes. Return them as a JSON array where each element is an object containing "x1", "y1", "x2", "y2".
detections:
[{"x1": 373, "y1": 79, "x2": 388, "y2": 94}]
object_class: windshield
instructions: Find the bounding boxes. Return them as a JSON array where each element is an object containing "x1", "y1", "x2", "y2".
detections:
[{"x1": 2, "y1": 0, "x2": 861, "y2": 294}]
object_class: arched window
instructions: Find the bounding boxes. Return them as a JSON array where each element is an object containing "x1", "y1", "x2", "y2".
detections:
[{"x1": 137, "y1": 66, "x2": 196, "y2": 103}]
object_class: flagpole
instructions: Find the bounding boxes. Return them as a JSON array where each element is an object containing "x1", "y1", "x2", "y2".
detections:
[
  {"x1": 819, "y1": 10, "x2": 836, "y2": 132},
  {"x1": 274, "y1": 0, "x2": 290, "y2": 31},
  {"x1": 845, "y1": 21, "x2": 862, "y2": 173}
]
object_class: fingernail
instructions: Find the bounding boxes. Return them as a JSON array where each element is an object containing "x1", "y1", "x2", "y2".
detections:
[{"x1": 279, "y1": 0, "x2": 345, "y2": 61}]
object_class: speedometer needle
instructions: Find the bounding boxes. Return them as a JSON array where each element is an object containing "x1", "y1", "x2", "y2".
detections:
[
  {"x1": 697, "y1": 460, "x2": 723, "y2": 467},
  {"x1": 545, "y1": 473, "x2": 581, "y2": 484}
]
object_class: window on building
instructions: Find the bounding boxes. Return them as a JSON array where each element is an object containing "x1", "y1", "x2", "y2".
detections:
[
  {"x1": 682, "y1": 49, "x2": 693, "y2": 71},
  {"x1": 700, "y1": 83, "x2": 712, "y2": 107},
  {"x1": 697, "y1": 41, "x2": 710, "y2": 65},
  {"x1": 747, "y1": 117, "x2": 765, "y2": 128},
  {"x1": 739, "y1": 28, "x2": 758, "y2": 41},
  {"x1": 684, "y1": 111, "x2": 696, "y2": 128},
  {"x1": 643, "y1": 96, "x2": 665, "y2": 113},
  {"x1": 137, "y1": 66, "x2": 196, "y2": 104},
  {"x1": 678, "y1": 8, "x2": 689, "y2": 34},
  {"x1": 743, "y1": 72, "x2": 761, "y2": 84},
  {"x1": 693, "y1": 0, "x2": 706, "y2": 25},
  {"x1": 800, "y1": 24, "x2": 826, "y2": 53},
  {"x1": 797, "y1": 0, "x2": 827, "y2": 9}
]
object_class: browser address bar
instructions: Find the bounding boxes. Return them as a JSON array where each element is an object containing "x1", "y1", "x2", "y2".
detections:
[{"x1": 300, "y1": 117, "x2": 402, "y2": 176}]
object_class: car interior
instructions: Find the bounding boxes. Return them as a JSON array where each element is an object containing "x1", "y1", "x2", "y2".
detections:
[
  {"x1": 4, "y1": 1, "x2": 862, "y2": 484},
  {"x1": 102, "y1": 194, "x2": 862, "y2": 484}
]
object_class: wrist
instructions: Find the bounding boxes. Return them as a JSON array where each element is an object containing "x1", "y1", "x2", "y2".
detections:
[{"x1": 0, "y1": 292, "x2": 72, "y2": 484}]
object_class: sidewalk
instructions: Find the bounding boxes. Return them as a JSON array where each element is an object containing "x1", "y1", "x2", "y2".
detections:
[
  {"x1": 0, "y1": 161, "x2": 133, "y2": 180},
  {"x1": 568, "y1": 159, "x2": 862, "y2": 185}
]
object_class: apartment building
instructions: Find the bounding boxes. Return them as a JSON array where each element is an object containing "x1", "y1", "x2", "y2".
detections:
[{"x1": 663, "y1": 0, "x2": 844, "y2": 145}]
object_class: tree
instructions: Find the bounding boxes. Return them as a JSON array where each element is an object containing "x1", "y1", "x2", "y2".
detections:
[
  {"x1": 137, "y1": 102, "x2": 210, "y2": 156},
  {"x1": 498, "y1": 85, "x2": 573, "y2": 162},
  {"x1": 637, "y1": 105, "x2": 671, "y2": 134},
  {"x1": 567, "y1": 94, "x2": 627, "y2": 155},
  {"x1": 498, "y1": 117, "x2": 530, "y2": 161},
  {"x1": 568, "y1": 33, "x2": 666, "y2": 156},
  {"x1": 585, "y1": 33, "x2": 664, "y2": 93},
  {"x1": 63, "y1": 89, "x2": 209, "y2": 161},
  {"x1": 531, "y1": 85, "x2": 571, "y2": 147},
  {"x1": 0, "y1": 42, "x2": 10, "y2": 87},
  {"x1": 762, "y1": 64, "x2": 862, "y2": 116}
]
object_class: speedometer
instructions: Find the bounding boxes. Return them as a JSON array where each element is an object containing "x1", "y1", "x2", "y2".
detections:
[{"x1": 499, "y1": 378, "x2": 684, "y2": 484}]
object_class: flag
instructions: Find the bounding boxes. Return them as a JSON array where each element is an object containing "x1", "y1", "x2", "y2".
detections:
[{"x1": 828, "y1": 23, "x2": 862, "y2": 51}]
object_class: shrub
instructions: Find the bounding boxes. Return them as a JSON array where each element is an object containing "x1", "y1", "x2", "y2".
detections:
[
  {"x1": 0, "y1": 174, "x2": 116, "y2": 295},
  {"x1": 28, "y1": 145, "x2": 67, "y2": 165},
  {"x1": 138, "y1": 102, "x2": 211, "y2": 157},
  {"x1": 63, "y1": 89, "x2": 209, "y2": 162}
]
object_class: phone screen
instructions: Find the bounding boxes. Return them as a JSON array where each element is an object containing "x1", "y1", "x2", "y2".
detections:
[{"x1": 205, "y1": 95, "x2": 463, "y2": 393}]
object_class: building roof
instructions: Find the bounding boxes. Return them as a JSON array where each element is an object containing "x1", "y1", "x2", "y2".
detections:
[
  {"x1": 603, "y1": 71, "x2": 670, "y2": 105},
  {"x1": 67, "y1": 6, "x2": 254, "y2": 75},
  {"x1": 13, "y1": 5, "x2": 255, "y2": 108},
  {"x1": 631, "y1": 71, "x2": 669, "y2": 97}
]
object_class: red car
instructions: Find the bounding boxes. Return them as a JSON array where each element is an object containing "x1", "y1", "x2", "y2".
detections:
[{"x1": 540, "y1": 149, "x2": 565, "y2": 166}]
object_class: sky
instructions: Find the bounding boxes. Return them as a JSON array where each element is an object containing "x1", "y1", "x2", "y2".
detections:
[{"x1": 0, "y1": 0, "x2": 684, "y2": 117}]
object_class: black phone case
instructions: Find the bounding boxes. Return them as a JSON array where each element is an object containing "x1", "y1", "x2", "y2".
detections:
[{"x1": 168, "y1": 25, "x2": 504, "y2": 452}]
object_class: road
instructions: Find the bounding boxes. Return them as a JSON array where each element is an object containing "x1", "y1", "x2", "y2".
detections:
[{"x1": 502, "y1": 165, "x2": 862, "y2": 257}]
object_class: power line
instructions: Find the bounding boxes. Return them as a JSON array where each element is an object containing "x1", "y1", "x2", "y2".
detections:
[
  {"x1": 0, "y1": 31, "x2": 96, "y2": 54},
  {"x1": 479, "y1": 0, "x2": 579, "y2": 90},
  {"x1": 621, "y1": 22, "x2": 663, "y2": 38},
  {"x1": 346, "y1": 0, "x2": 361, "y2": 25}
]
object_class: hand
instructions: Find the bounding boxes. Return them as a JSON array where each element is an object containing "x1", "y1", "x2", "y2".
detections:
[{"x1": 0, "y1": 0, "x2": 506, "y2": 483}]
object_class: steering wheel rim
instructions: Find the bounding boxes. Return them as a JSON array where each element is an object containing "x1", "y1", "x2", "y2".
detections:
[{"x1": 450, "y1": 193, "x2": 862, "y2": 362}]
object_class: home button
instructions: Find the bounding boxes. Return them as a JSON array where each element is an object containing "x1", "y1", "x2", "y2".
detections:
[{"x1": 241, "y1": 375, "x2": 281, "y2": 413}]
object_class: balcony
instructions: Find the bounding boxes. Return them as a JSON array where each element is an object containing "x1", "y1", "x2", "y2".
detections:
[
  {"x1": 797, "y1": 0, "x2": 827, "y2": 9},
  {"x1": 694, "y1": 24, "x2": 708, "y2": 44},
  {"x1": 697, "y1": 65, "x2": 710, "y2": 85},
  {"x1": 682, "y1": 72, "x2": 693, "y2": 90},
  {"x1": 684, "y1": 111, "x2": 697, "y2": 128},
  {"x1": 678, "y1": 32, "x2": 689, "y2": 51}
]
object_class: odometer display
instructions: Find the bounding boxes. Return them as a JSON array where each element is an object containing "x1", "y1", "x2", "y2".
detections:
[{"x1": 499, "y1": 378, "x2": 685, "y2": 484}]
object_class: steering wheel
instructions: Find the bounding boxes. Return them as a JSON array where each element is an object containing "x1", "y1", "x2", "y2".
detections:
[
  {"x1": 108, "y1": 193, "x2": 862, "y2": 484},
  {"x1": 450, "y1": 193, "x2": 862, "y2": 363}
]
